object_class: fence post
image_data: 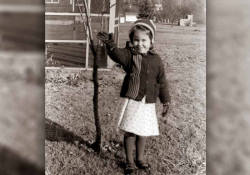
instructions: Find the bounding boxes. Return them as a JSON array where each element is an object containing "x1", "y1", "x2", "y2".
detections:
[{"x1": 107, "y1": 0, "x2": 116, "y2": 68}]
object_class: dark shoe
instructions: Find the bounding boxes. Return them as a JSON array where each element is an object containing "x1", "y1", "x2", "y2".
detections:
[
  {"x1": 125, "y1": 163, "x2": 135, "y2": 174},
  {"x1": 136, "y1": 161, "x2": 151, "y2": 170}
]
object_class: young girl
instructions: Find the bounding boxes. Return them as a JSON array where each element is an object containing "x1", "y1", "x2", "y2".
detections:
[{"x1": 97, "y1": 19, "x2": 171, "y2": 174}]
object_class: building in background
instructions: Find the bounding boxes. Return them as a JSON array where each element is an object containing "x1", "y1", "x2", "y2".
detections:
[{"x1": 45, "y1": 0, "x2": 119, "y2": 69}]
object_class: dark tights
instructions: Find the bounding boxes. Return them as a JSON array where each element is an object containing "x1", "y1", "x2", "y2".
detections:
[{"x1": 124, "y1": 132, "x2": 147, "y2": 164}]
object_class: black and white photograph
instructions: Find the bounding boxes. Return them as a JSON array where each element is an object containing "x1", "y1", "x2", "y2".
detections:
[
  {"x1": 1, "y1": 0, "x2": 250, "y2": 175},
  {"x1": 45, "y1": 0, "x2": 206, "y2": 174}
]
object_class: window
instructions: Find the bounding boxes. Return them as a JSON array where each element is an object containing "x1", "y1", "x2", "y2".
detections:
[{"x1": 45, "y1": 0, "x2": 59, "y2": 3}]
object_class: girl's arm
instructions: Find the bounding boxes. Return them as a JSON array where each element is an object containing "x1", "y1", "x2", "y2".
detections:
[
  {"x1": 157, "y1": 61, "x2": 171, "y2": 104},
  {"x1": 107, "y1": 47, "x2": 131, "y2": 69}
]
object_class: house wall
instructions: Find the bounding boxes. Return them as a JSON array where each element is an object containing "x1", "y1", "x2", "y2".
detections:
[
  {"x1": 45, "y1": 0, "x2": 72, "y2": 12},
  {"x1": 45, "y1": 0, "x2": 119, "y2": 68},
  {"x1": 45, "y1": 0, "x2": 110, "y2": 14},
  {"x1": 46, "y1": 43, "x2": 107, "y2": 68},
  {"x1": 126, "y1": 15, "x2": 137, "y2": 22}
]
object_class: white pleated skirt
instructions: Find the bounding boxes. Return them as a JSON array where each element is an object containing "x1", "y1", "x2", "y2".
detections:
[{"x1": 116, "y1": 96, "x2": 159, "y2": 136}]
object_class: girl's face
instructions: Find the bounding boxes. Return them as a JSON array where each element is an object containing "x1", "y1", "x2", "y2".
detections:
[{"x1": 132, "y1": 30, "x2": 151, "y2": 54}]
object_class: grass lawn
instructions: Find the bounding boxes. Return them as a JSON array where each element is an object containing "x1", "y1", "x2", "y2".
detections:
[{"x1": 45, "y1": 23, "x2": 206, "y2": 175}]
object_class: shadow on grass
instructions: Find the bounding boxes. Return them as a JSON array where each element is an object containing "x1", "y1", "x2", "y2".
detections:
[
  {"x1": 45, "y1": 118, "x2": 128, "y2": 174},
  {"x1": 45, "y1": 118, "x2": 92, "y2": 149},
  {"x1": 0, "y1": 145, "x2": 44, "y2": 175}
]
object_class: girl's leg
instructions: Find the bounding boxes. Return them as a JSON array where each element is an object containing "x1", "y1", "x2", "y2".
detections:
[
  {"x1": 135, "y1": 135, "x2": 147, "y2": 162},
  {"x1": 136, "y1": 135, "x2": 150, "y2": 169},
  {"x1": 124, "y1": 132, "x2": 135, "y2": 164}
]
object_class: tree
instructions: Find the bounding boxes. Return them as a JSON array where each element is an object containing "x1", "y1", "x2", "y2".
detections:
[
  {"x1": 160, "y1": 0, "x2": 181, "y2": 24},
  {"x1": 77, "y1": 0, "x2": 102, "y2": 153},
  {"x1": 119, "y1": 0, "x2": 139, "y2": 15},
  {"x1": 177, "y1": 0, "x2": 197, "y2": 18},
  {"x1": 119, "y1": 0, "x2": 131, "y2": 15},
  {"x1": 160, "y1": 0, "x2": 205, "y2": 24},
  {"x1": 192, "y1": 0, "x2": 206, "y2": 23},
  {"x1": 137, "y1": 0, "x2": 154, "y2": 19}
]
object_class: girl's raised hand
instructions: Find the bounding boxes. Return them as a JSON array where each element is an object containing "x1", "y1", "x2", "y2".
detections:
[
  {"x1": 97, "y1": 32, "x2": 115, "y2": 51},
  {"x1": 97, "y1": 32, "x2": 114, "y2": 43}
]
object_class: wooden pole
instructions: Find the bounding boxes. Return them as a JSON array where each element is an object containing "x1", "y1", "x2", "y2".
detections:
[{"x1": 107, "y1": 0, "x2": 116, "y2": 68}]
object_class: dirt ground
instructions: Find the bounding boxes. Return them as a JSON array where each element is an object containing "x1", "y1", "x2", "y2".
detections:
[{"x1": 45, "y1": 23, "x2": 206, "y2": 175}]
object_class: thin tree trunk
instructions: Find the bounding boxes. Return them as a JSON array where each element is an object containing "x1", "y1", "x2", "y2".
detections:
[
  {"x1": 80, "y1": 0, "x2": 102, "y2": 153},
  {"x1": 92, "y1": 40, "x2": 101, "y2": 153}
]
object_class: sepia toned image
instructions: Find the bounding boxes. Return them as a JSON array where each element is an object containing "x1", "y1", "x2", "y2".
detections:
[
  {"x1": 45, "y1": 0, "x2": 206, "y2": 174},
  {"x1": 1, "y1": 0, "x2": 250, "y2": 175}
]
